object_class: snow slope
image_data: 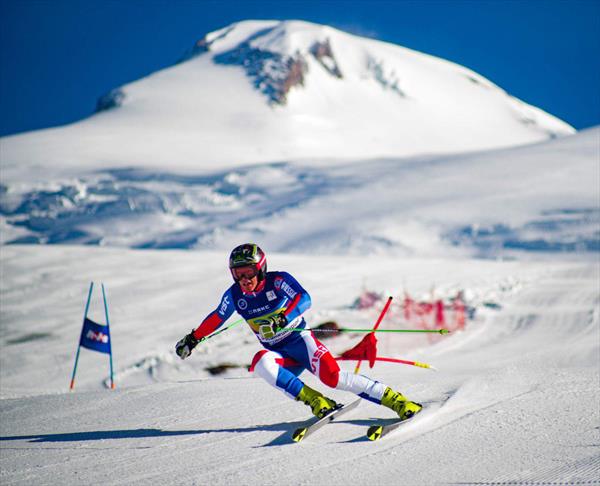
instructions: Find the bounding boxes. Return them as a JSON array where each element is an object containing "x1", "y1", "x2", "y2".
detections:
[
  {"x1": 0, "y1": 20, "x2": 574, "y2": 175},
  {"x1": 0, "y1": 17, "x2": 598, "y2": 486},
  {"x1": 0, "y1": 246, "x2": 598, "y2": 485},
  {"x1": 2, "y1": 127, "x2": 598, "y2": 257}
]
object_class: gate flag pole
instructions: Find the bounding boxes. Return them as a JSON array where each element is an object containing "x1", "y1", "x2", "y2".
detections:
[
  {"x1": 69, "y1": 282, "x2": 115, "y2": 391},
  {"x1": 70, "y1": 282, "x2": 94, "y2": 390},
  {"x1": 101, "y1": 283, "x2": 115, "y2": 389}
]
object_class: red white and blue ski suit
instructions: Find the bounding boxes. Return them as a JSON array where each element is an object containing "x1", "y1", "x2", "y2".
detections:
[{"x1": 192, "y1": 271, "x2": 387, "y2": 403}]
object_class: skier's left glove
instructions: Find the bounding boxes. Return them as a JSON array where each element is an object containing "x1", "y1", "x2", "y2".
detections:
[
  {"x1": 175, "y1": 330, "x2": 200, "y2": 360},
  {"x1": 258, "y1": 313, "x2": 287, "y2": 340}
]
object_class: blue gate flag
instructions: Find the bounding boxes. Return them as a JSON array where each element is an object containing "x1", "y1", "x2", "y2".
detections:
[
  {"x1": 70, "y1": 282, "x2": 116, "y2": 390},
  {"x1": 80, "y1": 317, "x2": 112, "y2": 354}
]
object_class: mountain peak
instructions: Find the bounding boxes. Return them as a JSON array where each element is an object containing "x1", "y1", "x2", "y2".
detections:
[
  {"x1": 181, "y1": 20, "x2": 342, "y2": 104},
  {"x1": 4, "y1": 19, "x2": 575, "y2": 175}
]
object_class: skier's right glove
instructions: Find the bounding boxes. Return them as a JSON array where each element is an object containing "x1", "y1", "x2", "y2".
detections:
[
  {"x1": 258, "y1": 313, "x2": 288, "y2": 340},
  {"x1": 175, "y1": 331, "x2": 200, "y2": 360}
]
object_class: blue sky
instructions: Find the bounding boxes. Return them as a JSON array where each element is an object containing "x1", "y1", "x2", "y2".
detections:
[{"x1": 1, "y1": 0, "x2": 598, "y2": 137}]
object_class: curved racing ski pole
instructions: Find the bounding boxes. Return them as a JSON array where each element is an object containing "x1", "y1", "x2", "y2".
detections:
[{"x1": 337, "y1": 356, "x2": 438, "y2": 371}]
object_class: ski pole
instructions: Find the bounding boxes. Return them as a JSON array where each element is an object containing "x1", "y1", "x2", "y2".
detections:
[
  {"x1": 366, "y1": 356, "x2": 437, "y2": 370},
  {"x1": 337, "y1": 356, "x2": 438, "y2": 371},
  {"x1": 355, "y1": 296, "x2": 393, "y2": 374},
  {"x1": 198, "y1": 317, "x2": 245, "y2": 343},
  {"x1": 290, "y1": 327, "x2": 450, "y2": 335}
]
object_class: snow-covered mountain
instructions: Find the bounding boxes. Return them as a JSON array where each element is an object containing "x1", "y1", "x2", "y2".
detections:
[
  {"x1": 0, "y1": 20, "x2": 596, "y2": 257},
  {"x1": 1, "y1": 19, "x2": 574, "y2": 177}
]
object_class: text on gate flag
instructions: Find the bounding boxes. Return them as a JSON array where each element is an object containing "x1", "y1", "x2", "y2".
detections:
[{"x1": 80, "y1": 318, "x2": 111, "y2": 354}]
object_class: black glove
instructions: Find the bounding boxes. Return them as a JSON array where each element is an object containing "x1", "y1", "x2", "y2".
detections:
[
  {"x1": 269, "y1": 313, "x2": 288, "y2": 329},
  {"x1": 257, "y1": 313, "x2": 288, "y2": 340},
  {"x1": 175, "y1": 330, "x2": 200, "y2": 359}
]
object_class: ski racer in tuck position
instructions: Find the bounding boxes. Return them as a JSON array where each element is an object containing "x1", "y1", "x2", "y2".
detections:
[{"x1": 175, "y1": 243, "x2": 422, "y2": 420}]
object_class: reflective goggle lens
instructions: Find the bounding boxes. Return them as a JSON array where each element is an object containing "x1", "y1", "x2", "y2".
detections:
[{"x1": 232, "y1": 266, "x2": 259, "y2": 281}]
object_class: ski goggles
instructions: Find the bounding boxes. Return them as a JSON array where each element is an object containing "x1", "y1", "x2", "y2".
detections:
[{"x1": 231, "y1": 265, "x2": 260, "y2": 281}]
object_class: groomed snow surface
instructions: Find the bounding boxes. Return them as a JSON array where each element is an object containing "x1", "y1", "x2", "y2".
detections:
[{"x1": 1, "y1": 246, "x2": 598, "y2": 485}]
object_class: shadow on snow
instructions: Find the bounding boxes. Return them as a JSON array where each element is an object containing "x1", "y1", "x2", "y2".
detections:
[{"x1": 0, "y1": 420, "x2": 308, "y2": 444}]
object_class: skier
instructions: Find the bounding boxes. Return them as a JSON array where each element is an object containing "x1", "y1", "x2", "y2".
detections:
[{"x1": 175, "y1": 243, "x2": 422, "y2": 420}]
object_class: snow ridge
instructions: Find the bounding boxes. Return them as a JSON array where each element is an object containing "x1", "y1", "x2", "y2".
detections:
[{"x1": 1, "y1": 128, "x2": 597, "y2": 258}]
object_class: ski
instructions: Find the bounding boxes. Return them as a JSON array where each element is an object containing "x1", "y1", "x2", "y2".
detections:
[
  {"x1": 292, "y1": 399, "x2": 361, "y2": 443},
  {"x1": 366, "y1": 407, "x2": 423, "y2": 441},
  {"x1": 366, "y1": 392, "x2": 454, "y2": 441}
]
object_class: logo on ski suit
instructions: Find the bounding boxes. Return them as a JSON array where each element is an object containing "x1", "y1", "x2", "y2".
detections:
[
  {"x1": 311, "y1": 343, "x2": 328, "y2": 373},
  {"x1": 219, "y1": 296, "x2": 230, "y2": 316}
]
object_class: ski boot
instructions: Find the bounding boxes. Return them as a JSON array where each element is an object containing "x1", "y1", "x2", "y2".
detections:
[
  {"x1": 381, "y1": 387, "x2": 422, "y2": 420},
  {"x1": 296, "y1": 384, "x2": 338, "y2": 419}
]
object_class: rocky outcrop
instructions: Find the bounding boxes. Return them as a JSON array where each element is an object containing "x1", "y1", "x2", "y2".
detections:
[
  {"x1": 179, "y1": 26, "x2": 237, "y2": 63},
  {"x1": 310, "y1": 39, "x2": 343, "y2": 78},
  {"x1": 367, "y1": 57, "x2": 406, "y2": 97},
  {"x1": 96, "y1": 88, "x2": 125, "y2": 112},
  {"x1": 280, "y1": 57, "x2": 308, "y2": 103},
  {"x1": 214, "y1": 44, "x2": 308, "y2": 105}
]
